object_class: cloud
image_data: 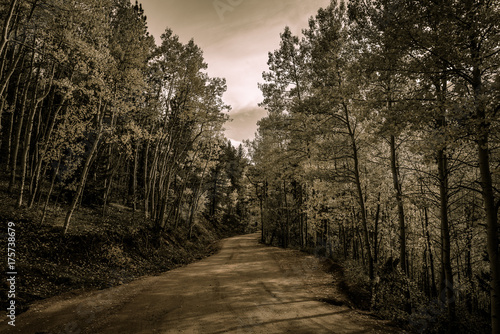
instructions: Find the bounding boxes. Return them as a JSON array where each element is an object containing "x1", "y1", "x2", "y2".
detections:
[
  {"x1": 139, "y1": 0, "x2": 330, "y2": 141},
  {"x1": 224, "y1": 105, "x2": 268, "y2": 141}
]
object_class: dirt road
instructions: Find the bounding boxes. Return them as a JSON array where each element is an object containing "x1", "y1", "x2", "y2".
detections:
[{"x1": 0, "y1": 233, "x2": 399, "y2": 333}]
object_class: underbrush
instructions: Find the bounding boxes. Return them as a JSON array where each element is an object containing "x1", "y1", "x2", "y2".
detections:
[
  {"x1": 0, "y1": 191, "x2": 236, "y2": 316},
  {"x1": 323, "y1": 254, "x2": 491, "y2": 333},
  {"x1": 292, "y1": 239, "x2": 492, "y2": 333}
]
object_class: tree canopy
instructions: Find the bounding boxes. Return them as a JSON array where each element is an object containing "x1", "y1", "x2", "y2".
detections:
[{"x1": 251, "y1": 1, "x2": 499, "y2": 332}]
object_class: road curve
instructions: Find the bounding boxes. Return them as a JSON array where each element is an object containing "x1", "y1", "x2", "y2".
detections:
[{"x1": 0, "y1": 233, "x2": 397, "y2": 333}]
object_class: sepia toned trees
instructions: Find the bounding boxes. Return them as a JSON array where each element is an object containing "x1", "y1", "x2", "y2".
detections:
[
  {"x1": 252, "y1": 0, "x2": 499, "y2": 332},
  {"x1": 0, "y1": 0, "x2": 248, "y2": 237}
]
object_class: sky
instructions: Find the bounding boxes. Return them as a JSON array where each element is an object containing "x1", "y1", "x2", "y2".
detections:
[{"x1": 138, "y1": 0, "x2": 331, "y2": 146}]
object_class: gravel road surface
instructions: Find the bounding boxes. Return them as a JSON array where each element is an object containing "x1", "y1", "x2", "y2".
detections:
[{"x1": 0, "y1": 233, "x2": 400, "y2": 333}]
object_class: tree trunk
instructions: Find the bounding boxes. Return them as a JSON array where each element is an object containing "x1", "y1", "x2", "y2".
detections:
[
  {"x1": 63, "y1": 130, "x2": 101, "y2": 234},
  {"x1": 143, "y1": 139, "x2": 151, "y2": 217},
  {"x1": 158, "y1": 166, "x2": 174, "y2": 230},
  {"x1": 0, "y1": 43, "x2": 24, "y2": 161},
  {"x1": 146, "y1": 136, "x2": 161, "y2": 219},
  {"x1": 9, "y1": 53, "x2": 34, "y2": 193},
  {"x1": 283, "y1": 180, "x2": 290, "y2": 248},
  {"x1": 210, "y1": 169, "x2": 219, "y2": 217},
  {"x1": 258, "y1": 181, "x2": 266, "y2": 243},
  {"x1": 17, "y1": 66, "x2": 53, "y2": 207},
  {"x1": 132, "y1": 141, "x2": 139, "y2": 212},
  {"x1": 188, "y1": 147, "x2": 212, "y2": 232},
  {"x1": 5, "y1": 57, "x2": 24, "y2": 170},
  {"x1": 344, "y1": 102, "x2": 374, "y2": 280},
  {"x1": 63, "y1": 101, "x2": 104, "y2": 235},
  {"x1": 390, "y1": 134, "x2": 407, "y2": 274},
  {"x1": 478, "y1": 127, "x2": 500, "y2": 334},
  {"x1": 470, "y1": 57, "x2": 500, "y2": 333},
  {"x1": 390, "y1": 134, "x2": 411, "y2": 314},
  {"x1": 17, "y1": 99, "x2": 38, "y2": 207},
  {"x1": 437, "y1": 148, "x2": 455, "y2": 324},
  {"x1": 424, "y1": 205, "x2": 437, "y2": 297},
  {"x1": 0, "y1": 0, "x2": 18, "y2": 61},
  {"x1": 373, "y1": 193, "x2": 381, "y2": 264},
  {"x1": 29, "y1": 93, "x2": 67, "y2": 208},
  {"x1": 40, "y1": 158, "x2": 61, "y2": 225},
  {"x1": 102, "y1": 153, "x2": 122, "y2": 216},
  {"x1": 433, "y1": 75, "x2": 455, "y2": 327}
]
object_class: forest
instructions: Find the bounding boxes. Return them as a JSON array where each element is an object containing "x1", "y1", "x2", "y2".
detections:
[
  {"x1": 0, "y1": 0, "x2": 499, "y2": 333},
  {"x1": 249, "y1": 0, "x2": 499, "y2": 333},
  {"x1": 0, "y1": 0, "x2": 250, "y2": 319},
  {"x1": 0, "y1": 0, "x2": 250, "y2": 233}
]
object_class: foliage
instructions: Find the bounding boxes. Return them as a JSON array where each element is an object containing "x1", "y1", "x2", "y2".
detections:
[
  {"x1": 251, "y1": 0, "x2": 499, "y2": 332},
  {"x1": 0, "y1": 0, "x2": 250, "y2": 235},
  {"x1": 0, "y1": 0, "x2": 252, "y2": 313}
]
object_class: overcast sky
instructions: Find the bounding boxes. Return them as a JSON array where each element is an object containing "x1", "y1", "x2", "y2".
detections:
[{"x1": 138, "y1": 0, "x2": 330, "y2": 145}]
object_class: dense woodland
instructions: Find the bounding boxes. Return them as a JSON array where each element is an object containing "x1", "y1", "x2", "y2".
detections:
[
  {"x1": 0, "y1": 0, "x2": 252, "y2": 315},
  {"x1": 250, "y1": 0, "x2": 499, "y2": 333},
  {"x1": 0, "y1": 0, "x2": 250, "y2": 233},
  {"x1": 0, "y1": 0, "x2": 499, "y2": 333}
]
